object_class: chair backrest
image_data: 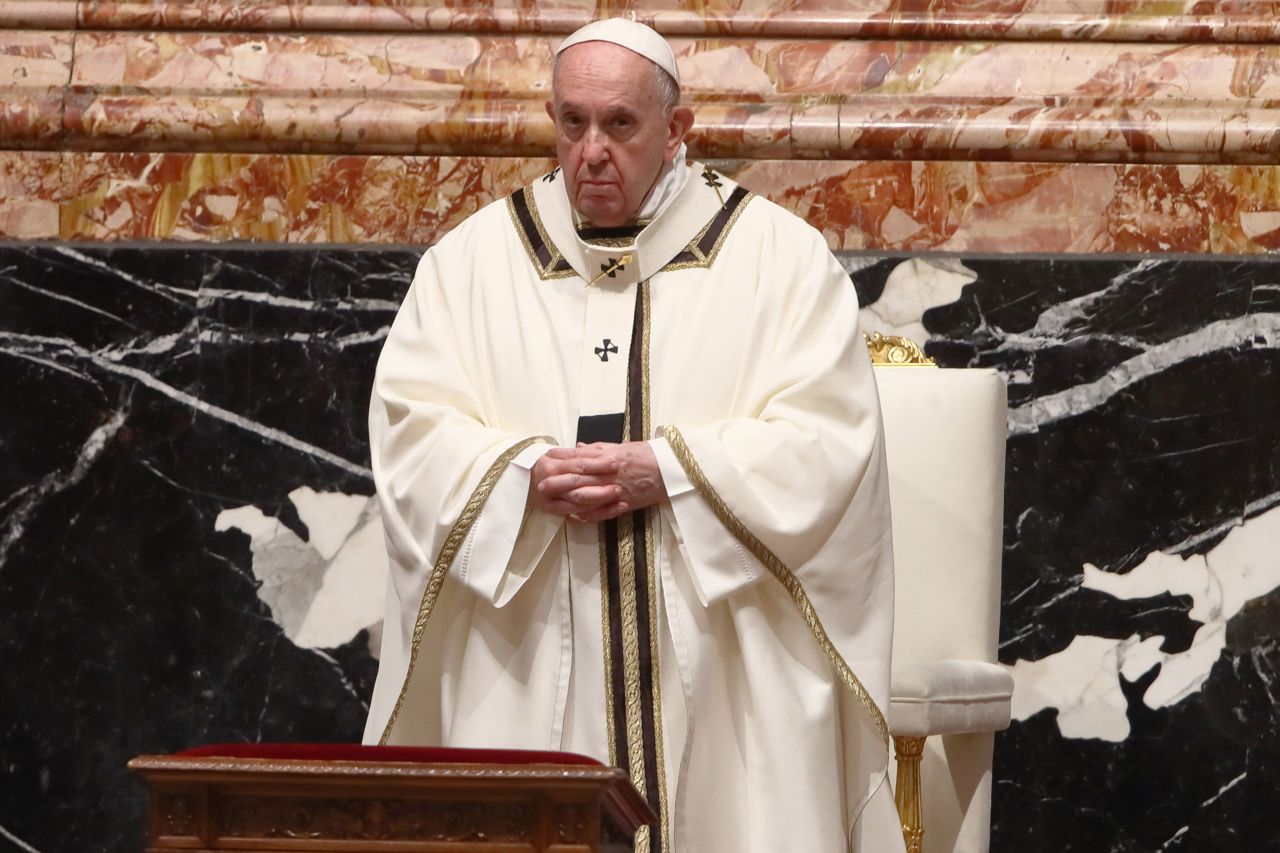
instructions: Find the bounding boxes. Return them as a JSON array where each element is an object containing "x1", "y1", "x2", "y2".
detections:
[{"x1": 872, "y1": 363, "x2": 1008, "y2": 667}]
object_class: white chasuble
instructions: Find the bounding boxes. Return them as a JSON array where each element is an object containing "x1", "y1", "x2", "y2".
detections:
[{"x1": 365, "y1": 163, "x2": 904, "y2": 853}]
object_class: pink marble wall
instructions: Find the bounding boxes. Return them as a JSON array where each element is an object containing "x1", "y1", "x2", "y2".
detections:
[
  {"x1": 2, "y1": 151, "x2": 1273, "y2": 252},
  {"x1": 5, "y1": 1, "x2": 1279, "y2": 42},
  {"x1": 1, "y1": 1, "x2": 1278, "y2": 250},
  {"x1": 3, "y1": 30, "x2": 1277, "y2": 162}
]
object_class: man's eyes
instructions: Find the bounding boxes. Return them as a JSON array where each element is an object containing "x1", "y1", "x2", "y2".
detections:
[{"x1": 559, "y1": 114, "x2": 635, "y2": 132}]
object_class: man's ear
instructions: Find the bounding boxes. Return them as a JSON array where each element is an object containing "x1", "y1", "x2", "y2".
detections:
[
  {"x1": 666, "y1": 106, "x2": 694, "y2": 159},
  {"x1": 545, "y1": 99, "x2": 556, "y2": 124}
]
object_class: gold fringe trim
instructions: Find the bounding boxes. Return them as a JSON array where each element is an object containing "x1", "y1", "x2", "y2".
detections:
[
  {"x1": 378, "y1": 435, "x2": 549, "y2": 745},
  {"x1": 656, "y1": 425, "x2": 890, "y2": 747}
]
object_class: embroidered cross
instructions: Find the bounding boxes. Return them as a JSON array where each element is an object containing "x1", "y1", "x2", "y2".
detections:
[
  {"x1": 701, "y1": 167, "x2": 723, "y2": 189},
  {"x1": 587, "y1": 253, "x2": 632, "y2": 286},
  {"x1": 542, "y1": 166, "x2": 561, "y2": 183},
  {"x1": 595, "y1": 339, "x2": 619, "y2": 362}
]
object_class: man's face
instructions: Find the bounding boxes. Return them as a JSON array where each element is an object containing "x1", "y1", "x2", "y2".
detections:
[{"x1": 546, "y1": 42, "x2": 689, "y2": 227}]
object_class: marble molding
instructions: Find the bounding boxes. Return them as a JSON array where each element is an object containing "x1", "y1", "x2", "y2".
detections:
[
  {"x1": 4, "y1": 29, "x2": 1280, "y2": 162},
  {"x1": 6, "y1": 150, "x2": 1280, "y2": 254},
  {"x1": 0, "y1": 245, "x2": 1277, "y2": 853},
  {"x1": 2, "y1": 1, "x2": 1279, "y2": 42},
  {"x1": 0, "y1": 0, "x2": 75, "y2": 29},
  {"x1": 0, "y1": 30, "x2": 71, "y2": 148}
]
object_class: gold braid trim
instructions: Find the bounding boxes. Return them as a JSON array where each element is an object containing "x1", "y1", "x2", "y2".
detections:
[
  {"x1": 659, "y1": 190, "x2": 755, "y2": 274},
  {"x1": 505, "y1": 188, "x2": 576, "y2": 281},
  {"x1": 639, "y1": 281, "x2": 670, "y2": 851},
  {"x1": 598, "y1": 532, "x2": 618, "y2": 765},
  {"x1": 378, "y1": 435, "x2": 550, "y2": 745},
  {"x1": 657, "y1": 425, "x2": 890, "y2": 747},
  {"x1": 616, "y1": 511, "x2": 647, "y2": 803}
]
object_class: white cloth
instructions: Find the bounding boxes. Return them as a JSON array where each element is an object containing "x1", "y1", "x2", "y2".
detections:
[
  {"x1": 365, "y1": 164, "x2": 903, "y2": 853},
  {"x1": 635, "y1": 143, "x2": 689, "y2": 221}
]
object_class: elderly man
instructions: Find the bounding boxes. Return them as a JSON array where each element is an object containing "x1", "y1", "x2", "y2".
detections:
[{"x1": 364, "y1": 18, "x2": 903, "y2": 853}]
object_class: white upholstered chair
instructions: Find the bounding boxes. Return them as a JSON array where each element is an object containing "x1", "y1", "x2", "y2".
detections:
[{"x1": 867, "y1": 334, "x2": 1013, "y2": 853}]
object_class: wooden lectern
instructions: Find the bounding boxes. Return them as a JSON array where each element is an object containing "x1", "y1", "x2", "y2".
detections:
[{"x1": 129, "y1": 744, "x2": 655, "y2": 852}]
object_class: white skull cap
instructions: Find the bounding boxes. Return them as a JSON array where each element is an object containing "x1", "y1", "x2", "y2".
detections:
[{"x1": 555, "y1": 17, "x2": 680, "y2": 87}]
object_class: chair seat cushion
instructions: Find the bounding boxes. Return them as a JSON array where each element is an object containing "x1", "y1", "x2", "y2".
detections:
[{"x1": 889, "y1": 660, "x2": 1014, "y2": 737}]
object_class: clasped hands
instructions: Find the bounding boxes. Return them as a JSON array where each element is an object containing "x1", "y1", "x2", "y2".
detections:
[{"x1": 527, "y1": 441, "x2": 667, "y2": 524}]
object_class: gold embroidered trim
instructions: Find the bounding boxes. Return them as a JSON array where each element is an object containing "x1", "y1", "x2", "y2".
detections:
[
  {"x1": 658, "y1": 190, "x2": 754, "y2": 274},
  {"x1": 644, "y1": 509, "x2": 670, "y2": 851},
  {"x1": 506, "y1": 189, "x2": 577, "y2": 281},
  {"x1": 592, "y1": 281, "x2": 669, "y2": 853},
  {"x1": 641, "y1": 282, "x2": 653, "y2": 440},
  {"x1": 510, "y1": 177, "x2": 752, "y2": 283},
  {"x1": 598, "y1": 532, "x2": 618, "y2": 766},
  {"x1": 617, "y1": 512, "x2": 647, "y2": 803},
  {"x1": 637, "y1": 281, "x2": 669, "y2": 852},
  {"x1": 580, "y1": 235, "x2": 641, "y2": 248},
  {"x1": 378, "y1": 435, "x2": 549, "y2": 745},
  {"x1": 656, "y1": 425, "x2": 891, "y2": 747}
]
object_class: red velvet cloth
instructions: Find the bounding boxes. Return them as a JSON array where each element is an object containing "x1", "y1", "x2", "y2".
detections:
[{"x1": 176, "y1": 743, "x2": 601, "y2": 767}]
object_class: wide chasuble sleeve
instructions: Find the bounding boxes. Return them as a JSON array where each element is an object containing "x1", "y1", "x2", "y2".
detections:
[{"x1": 364, "y1": 166, "x2": 902, "y2": 853}]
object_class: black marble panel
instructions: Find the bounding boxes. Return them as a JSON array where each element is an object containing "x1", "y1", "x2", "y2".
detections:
[
  {"x1": 1, "y1": 246, "x2": 1277, "y2": 853},
  {"x1": 905, "y1": 256, "x2": 1280, "y2": 853},
  {"x1": 0, "y1": 245, "x2": 405, "y2": 852}
]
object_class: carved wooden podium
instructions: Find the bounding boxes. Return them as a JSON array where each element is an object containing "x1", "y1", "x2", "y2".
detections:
[{"x1": 129, "y1": 744, "x2": 655, "y2": 852}]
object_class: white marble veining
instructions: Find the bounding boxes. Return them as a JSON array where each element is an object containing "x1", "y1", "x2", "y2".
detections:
[
  {"x1": 216, "y1": 487, "x2": 387, "y2": 652},
  {"x1": 1007, "y1": 504, "x2": 1280, "y2": 740},
  {"x1": 0, "y1": 822, "x2": 44, "y2": 853},
  {"x1": 1006, "y1": 313, "x2": 1280, "y2": 436},
  {"x1": 0, "y1": 269, "x2": 136, "y2": 328},
  {"x1": 0, "y1": 331, "x2": 373, "y2": 479},
  {"x1": 857, "y1": 257, "x2": 977, "y2": 344},
  {"x1": 0, "y1": 405, "x2": 127, "y2": 572},
  {"x1": 52, "y1": 247, "x2": 193, "y2": 305}
]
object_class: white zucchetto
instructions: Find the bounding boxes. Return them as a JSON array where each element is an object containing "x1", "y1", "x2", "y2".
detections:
[{"x1": 555, "y1": 17, "x2": 681, "y2": 86}]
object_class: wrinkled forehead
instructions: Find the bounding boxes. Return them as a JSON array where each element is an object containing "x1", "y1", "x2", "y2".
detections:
[
  {"x1": 555, "y1": 40, "x2": 657, "y2": 79},
  {"x1": 551, "y1": 42, "x2": 661, "y2": 105}
]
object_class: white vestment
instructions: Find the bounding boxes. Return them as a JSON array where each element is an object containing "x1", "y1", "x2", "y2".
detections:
[{"x1": 365, "y1": 162, "x2": 904, "y2": 853}]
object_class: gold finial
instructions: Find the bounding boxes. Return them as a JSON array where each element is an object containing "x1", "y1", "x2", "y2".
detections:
[{"x1": 864, "y1": 332, "x2": 936, "y2": 366}]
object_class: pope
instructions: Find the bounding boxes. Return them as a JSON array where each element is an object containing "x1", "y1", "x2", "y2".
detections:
[{"x1": 364, "y1": 17, "x2": 905, "y2": 853}]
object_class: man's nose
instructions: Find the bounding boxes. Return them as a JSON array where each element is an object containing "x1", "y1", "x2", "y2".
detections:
[{"x1": 582, "y1": 126, "x2": 609, "y2": 164}]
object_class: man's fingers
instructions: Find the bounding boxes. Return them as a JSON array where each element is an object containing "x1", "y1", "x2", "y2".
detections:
[
  {"x1": 537, "y1": 473, "x2": 616, "y2": 496},
  {"x1": 571, "y1": 442, "x2": 618, "y2": 458},
  {"x1": 536, "y1": 452, "x2": 619, "y2": 478},
  {"x1": 571, "y1": 501, "x2": 630, "y2": 523},
  {"x1": 540, "y1": 485, "x2": 621, "y2": 512},
  {"x1": 560, "y1": 485, "x2": 623, "y2": 505},
  {"x1": 575, "y1": 456, "x2": 620, "y2": 474}
]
